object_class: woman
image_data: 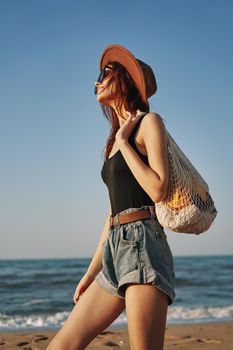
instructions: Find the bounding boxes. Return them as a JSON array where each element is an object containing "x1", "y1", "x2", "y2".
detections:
[{"x1": 47, "y1": 44, "x2": 175, "y2": 350}]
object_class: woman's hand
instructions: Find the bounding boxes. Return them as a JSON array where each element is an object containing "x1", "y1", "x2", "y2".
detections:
[
  {"x1": 115, "y1": 109, "x2": 145, "y2": 145},
  {"x1": 73, "y1": 272, "x2": 95, "y2": 304}
]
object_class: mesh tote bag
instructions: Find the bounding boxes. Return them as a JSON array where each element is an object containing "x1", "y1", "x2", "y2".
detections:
[{"x1": 155, "y1": 129, "x2": 217, "y2": 234}]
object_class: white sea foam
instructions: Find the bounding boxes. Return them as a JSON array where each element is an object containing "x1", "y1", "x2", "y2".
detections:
[
  {"x1": 167, "y1": 305, "x2": 233, "y2": 323},
  {"x1": 0, "y1": 305, "x2": 233, "y2": 330},
  {"x1": 0, "y1": 311, "x2": 69, "y2": 329}
]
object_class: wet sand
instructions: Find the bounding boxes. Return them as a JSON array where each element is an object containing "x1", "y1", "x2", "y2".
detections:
[{"x1": 0, "y1": 322, "x2": 232, "y2": 349}]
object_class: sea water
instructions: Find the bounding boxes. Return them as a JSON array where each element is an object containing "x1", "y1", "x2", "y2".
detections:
[{"x1": 0, "y1": 255, "x2": 232, "y2": 331}]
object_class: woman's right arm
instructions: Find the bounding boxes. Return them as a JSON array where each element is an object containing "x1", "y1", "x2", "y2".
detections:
[
  {"x1": 86, "y1": 206, "x2": 112, "y2": 277},
  {"x1": 73, "y1": 206, "x2": 112, "y2": 303}
]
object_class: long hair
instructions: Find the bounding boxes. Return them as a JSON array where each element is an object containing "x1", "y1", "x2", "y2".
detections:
[{"x1": 98, "y1": 61, "x2": 151, "y2": 160}]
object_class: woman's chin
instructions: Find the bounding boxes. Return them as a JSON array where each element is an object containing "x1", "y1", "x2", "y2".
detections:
[{"x1": 97, "y1": 95, "x2": 113, "y2": 107}]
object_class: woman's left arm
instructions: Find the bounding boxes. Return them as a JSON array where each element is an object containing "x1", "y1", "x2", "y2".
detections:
[{"x1": 117, "y1": 112, "x2": 169, "y2": 203}]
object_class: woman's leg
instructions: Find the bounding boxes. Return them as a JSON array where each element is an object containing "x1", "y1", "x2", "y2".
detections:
[
  {"x1": 125, "y1": 283, "x2": 169, "y2": 350},
  {"x1": 47, "y1": 280, "x2": 125, "y2": 350}
]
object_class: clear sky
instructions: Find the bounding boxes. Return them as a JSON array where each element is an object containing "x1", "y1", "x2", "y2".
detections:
[{"x1": 0, "y1": 0, "x2": 232, "y2": 259}]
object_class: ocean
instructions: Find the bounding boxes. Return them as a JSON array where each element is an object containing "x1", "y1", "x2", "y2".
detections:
[{"x1": 0, "y1": 255, "x2": 232, "y2": 332}]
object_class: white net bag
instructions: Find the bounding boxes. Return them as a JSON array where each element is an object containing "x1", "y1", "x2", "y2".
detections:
[{"x1": 155, "y1": 130, "x2": 217, "y2": 234}]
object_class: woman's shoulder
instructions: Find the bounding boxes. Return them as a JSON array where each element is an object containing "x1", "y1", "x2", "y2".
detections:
[
  {"x1": 140, "y1": 111, "x2": 168, "y2": 142},
  {"x1": 141, "y1": 111, "x2": 164, "y2": 121},
  {"x1": 140, "y1": 111, "x2": 166, "y2": 129}
]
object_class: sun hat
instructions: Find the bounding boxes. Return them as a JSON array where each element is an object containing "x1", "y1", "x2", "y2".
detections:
[{"x1": 99, "y1": 44, "x2": 157, "y2": 104}]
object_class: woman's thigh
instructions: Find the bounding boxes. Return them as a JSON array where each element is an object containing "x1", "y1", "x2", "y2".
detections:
[
  {"x1": 47, "y1": 280, "x2": 125, "y2": 350},
  {"x1": 125, "y1": 283, "x2": 168, "y2": 350}
]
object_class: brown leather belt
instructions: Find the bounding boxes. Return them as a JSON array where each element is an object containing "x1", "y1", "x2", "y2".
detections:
[{"x1": 109, "y1": 208, "x2": 156, "y2": 227}]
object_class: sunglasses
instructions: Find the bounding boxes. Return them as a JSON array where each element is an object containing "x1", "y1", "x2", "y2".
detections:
[{"x1": 94, "y1": 65, "x2": 113, "y2": 95}]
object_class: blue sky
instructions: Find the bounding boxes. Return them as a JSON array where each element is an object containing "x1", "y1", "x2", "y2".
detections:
[{"x1": 0, "y1": 0, "x2": 232, "y2": 259}]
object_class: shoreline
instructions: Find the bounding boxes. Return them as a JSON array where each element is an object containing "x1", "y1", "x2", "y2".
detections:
[
  {"x1": 1, "y1": 319, "x2": 232, "y2": 334},
  {"x1": 0, "y1": 321, "x2": 232, "y2": 349}
]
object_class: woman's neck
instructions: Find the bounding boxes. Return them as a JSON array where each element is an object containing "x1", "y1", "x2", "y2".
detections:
[{"x1": 111, "y1": 101, "x2": 135, "y2": 126}]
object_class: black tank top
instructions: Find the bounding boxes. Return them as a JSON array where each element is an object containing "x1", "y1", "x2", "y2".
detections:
[{"x1": 101, "y1": 115, "x2": 154, "y2": 216}]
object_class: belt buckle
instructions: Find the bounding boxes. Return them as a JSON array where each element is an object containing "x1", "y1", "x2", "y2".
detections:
[
  {"x1": 110, "y1": 213, "x2": 120, "y2": 227},
  {"x1": 109, "y1": 214, "x2": 120, "y2": 227},
  {"x1": 115, "y1": 213, "x2": 120, "y2": 225}
]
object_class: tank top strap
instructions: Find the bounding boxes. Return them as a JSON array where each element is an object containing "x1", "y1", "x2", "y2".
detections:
[{"x1": 128, "y1": 113, "x2": 147, "y2": 146}]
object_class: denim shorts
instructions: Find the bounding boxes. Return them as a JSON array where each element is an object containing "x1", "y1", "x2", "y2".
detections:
[{"x1": 95, "y1": 205, "x2": 176, "y2": 305}]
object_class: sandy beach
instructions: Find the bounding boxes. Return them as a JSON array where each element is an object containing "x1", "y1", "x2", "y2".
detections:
[{"x1": 0, "y1": 322, "x2": 232, "y2": 350}]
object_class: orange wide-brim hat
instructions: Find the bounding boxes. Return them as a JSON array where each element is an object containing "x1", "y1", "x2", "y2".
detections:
[{"x1": 99, "y1": 44, "x2": 157, "y2": 105}]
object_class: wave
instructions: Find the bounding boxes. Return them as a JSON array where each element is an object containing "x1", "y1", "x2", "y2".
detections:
[
  {"x1": 0, "y1": 305, "x2": 233, "y2": 330},
  {"x1": 0, "y1": 311, "x2": 70, "y2": 329},
  {"x1": 168, "y1": 305, "x2": 233, "y2": 322},
  {"x1": 22, "y1": 299, "x2": 45, "y2": 307}
]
